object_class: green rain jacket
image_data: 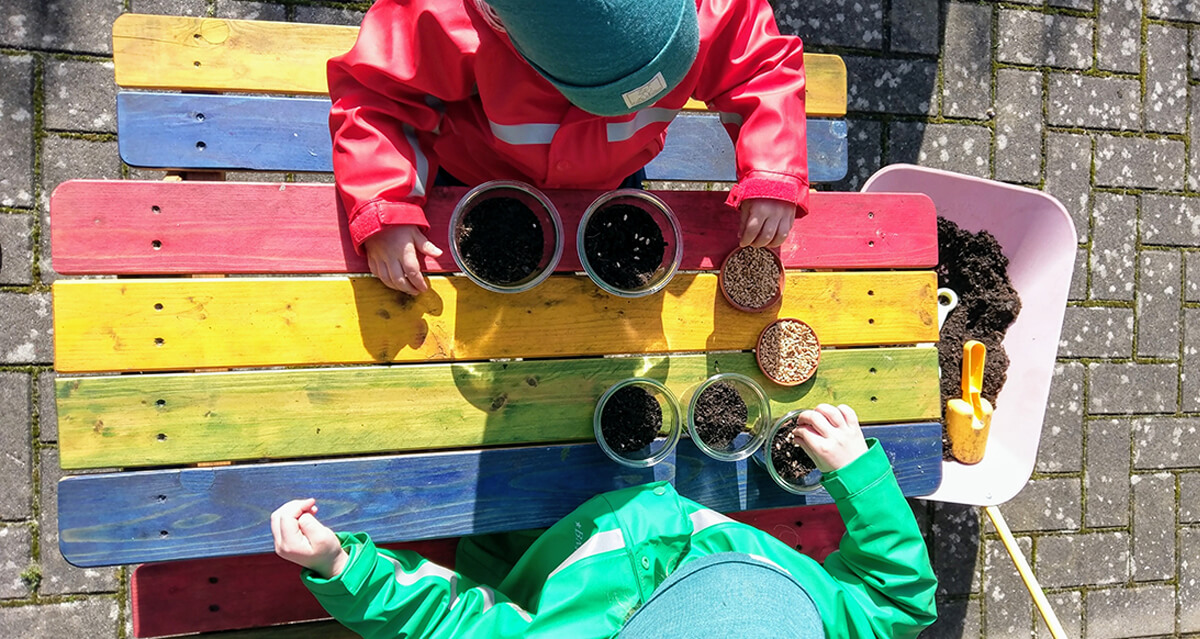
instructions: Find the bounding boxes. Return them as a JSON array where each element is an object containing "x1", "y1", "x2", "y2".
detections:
[{"x1": 302, "y1": 440, "x2": 938, "y2": 638}]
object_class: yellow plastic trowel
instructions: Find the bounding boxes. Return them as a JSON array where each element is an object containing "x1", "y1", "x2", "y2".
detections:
[{"x1": 946, "y1": 340, "x2": 993, "y2": 464}]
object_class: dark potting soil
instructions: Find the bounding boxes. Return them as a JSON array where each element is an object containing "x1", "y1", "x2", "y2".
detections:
[
  {"x1": 600, "y1": 385, "x2": 663, "y2": 454},
  {"x1": 456, "y1": 197, "x2": 544, "y2": 285},
  {"x1": 937, "y1": 217, "x2": 1022, "y2": 459},
  {"x1": 693, "y1": 382, "x2": 749, "y2": 448},
  {"x1": 582, "y1": 203, "x2": 667, "y2": 290},
  {"x1": 770, "y1": 419, "x2": 816, "y2": 481}
]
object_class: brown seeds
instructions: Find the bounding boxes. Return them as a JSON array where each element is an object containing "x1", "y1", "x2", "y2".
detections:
[
  {"x1": 721, "y1": 246, "x2": 782, "y2": 311},
  {"x1": 757, "y1": 319, "x2": 820, "y2": 385}
]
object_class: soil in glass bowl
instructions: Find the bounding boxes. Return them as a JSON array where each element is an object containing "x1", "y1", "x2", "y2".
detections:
[
  {"x1": 771, "y1": 418, "x2": 817, "y2": 482},
  {"x1": 692, "y1": 381, "x2": 750, "y2": 449},
  {"x1": 456, "y1": 196, "x2": 544, "y2": 284},
  {"x1": 583, "y1": 203, "x2": 666, "y2": 290},
  {"x1": 600, "y1": 384, "x2": 663, "y2": 453}
]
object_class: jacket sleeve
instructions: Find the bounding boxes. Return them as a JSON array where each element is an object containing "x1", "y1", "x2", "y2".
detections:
[
  {"x1": 326, "y1": 0, "x2": 477, "y2": 252},
  {"x1": 691, "y1": 0, "x2": 809, "y2": 215},
  {"x1": 817, "y1": 440, "x2": 939, "y2": 639},
  {"x1": 302, "y1": 532, "x2": 533, "y2": 639}
]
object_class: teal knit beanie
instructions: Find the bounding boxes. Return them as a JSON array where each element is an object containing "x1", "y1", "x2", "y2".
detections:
[{"x1": 482, "y1": 0, "x2": 700, "y2": 116}]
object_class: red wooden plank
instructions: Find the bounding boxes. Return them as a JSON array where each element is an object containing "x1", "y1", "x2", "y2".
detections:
[
  {"x1": 130, "y1": 505, "x2": 844, "y2": 638},
  {"x1": 51, "y1": 180, "x2": 936, "y2": 275}
]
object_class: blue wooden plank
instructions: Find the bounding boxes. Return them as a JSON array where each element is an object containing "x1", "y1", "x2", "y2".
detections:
[
  {"x1": 117, "y1": 92, "x2": 848, "y2": 182},
  {"x1": 59, "y1": 423, "x2": 941, "y2": 567}
]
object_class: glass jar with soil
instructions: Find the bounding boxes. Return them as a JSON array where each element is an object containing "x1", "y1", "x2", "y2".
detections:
[
  {"x1": 594, "y1": 378, "x2": 682, "y2": 467},
  {"x1": 449, "y1": 180, "x2": 564, "y2": 293},
  {"x1": 685, "y1": 373, "x2": 770, "y2": 461},
  {"x1": 578, "y1": 189, "x2": 682, "y2": 298},
  {"x1": 754, "y1": 410, "x2": 823, "y2": 494},
  {"x1": 719, "y1": 246, "x2": 785, "y2": 313}
]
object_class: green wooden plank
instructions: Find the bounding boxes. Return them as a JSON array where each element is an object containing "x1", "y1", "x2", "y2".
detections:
[{"x1": 58, "y1": 348, "x2": 938, "y2": 469}]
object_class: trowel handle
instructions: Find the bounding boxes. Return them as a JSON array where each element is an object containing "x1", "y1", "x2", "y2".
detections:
[{"x1": 961, "y1": 340, "x2": 987, "y2": 416}]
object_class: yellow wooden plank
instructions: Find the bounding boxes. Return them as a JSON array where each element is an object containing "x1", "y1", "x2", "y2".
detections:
[
  {"x1": 53, "y1": 273, "x2": 936, "y2": 373},
  {"x1": 113, "y1": 14, "x2": 847, "y2": 117},
  {"x1": 57, "y1": 348, "x2": 940, "y2": 469}
]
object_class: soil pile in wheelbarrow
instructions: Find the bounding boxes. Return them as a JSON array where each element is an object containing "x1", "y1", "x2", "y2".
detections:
[{"x1": 937, "y1": 217, "x2": 1022, "y2": 459}]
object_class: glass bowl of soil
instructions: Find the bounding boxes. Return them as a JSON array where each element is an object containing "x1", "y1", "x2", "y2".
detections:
[
  {"x1": 449, "y1": 180, "x2": 564, "y2": 293},
  {"x1": 755, "y1": 410, "x2": 823, "y2": 493},
  {"x1": 719, "y1": 246, "x2": 785, "y2": 313},
  {"x1": 594, "y1": 377, "x2": 682, "y2": 468},
  {"x1": 686, "y1": 373, "x2": 771, "y2": 461},
  {"x1": 578, "y1": 189, "x2": 682, "y2": 298},
  {"x1": 755, "y1": 318, "x2": 821, "y2": 386}
]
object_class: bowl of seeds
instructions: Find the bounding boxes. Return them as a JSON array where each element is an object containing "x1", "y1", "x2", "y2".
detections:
[
  {"x1": 754, "y1": 409, "x2": 824, "y2": 493},
  {"x1": 449, "y1": 180, "x2": 564, "y2": 293},
  {"x1": 594, "y1": 377, "x2": 682, "y2": 467},
  {"x1": 686, "y1": 373, "x2": 771, "y2": 461},
  {"x1": 719, "y1": 246, "x2": 785, "y2": 312},
  {"x1": 755, "y1": 318, "x2": 821, "y2": 386}
]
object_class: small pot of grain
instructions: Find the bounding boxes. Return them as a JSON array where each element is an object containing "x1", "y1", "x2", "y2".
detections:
[
  {"x1": 756, "y1": 318, "x2": 821, "y2": 386},
  {"x1": 719, "y1": 246, "x2": 785, "y2": 313}
]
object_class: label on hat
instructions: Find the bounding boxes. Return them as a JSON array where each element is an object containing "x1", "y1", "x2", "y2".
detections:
[{"x1": 622, "y1": 72, "x2": 668, "y2": 110}]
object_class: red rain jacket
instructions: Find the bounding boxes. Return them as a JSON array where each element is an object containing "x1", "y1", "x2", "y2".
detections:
[{"x1": 328, "y1": 0, "x2": 808, "y2": 251}]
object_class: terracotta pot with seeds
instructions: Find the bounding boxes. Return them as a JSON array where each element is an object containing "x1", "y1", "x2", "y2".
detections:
[
  {"x1": 719, "y1": 246, "x2": 785, "y2": 313},
  {"x1": 755, "y1": 318, "x2": 821, "y2": 386}
]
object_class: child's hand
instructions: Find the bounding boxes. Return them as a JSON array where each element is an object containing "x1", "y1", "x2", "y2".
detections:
[
  {"x1": 271, "y1": 498, "x2": 349, "y2": 579},
  {"x1": 738, "y1": 198, "x2": 796, "y2": 248},
  {"x1": 363, "y1": 224, "x2": 444, "y2": 295},
  {"x1": 789, "y1": 404, "x2": 869, "y2": 473}
]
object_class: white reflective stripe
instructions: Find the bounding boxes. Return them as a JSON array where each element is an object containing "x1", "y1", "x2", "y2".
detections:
[
  {"x1": 489, "y1": 120, "x2": 559, "y2": 145},
  {"x1": 509, "y1": 603, "x2": 533, "y2": 622},
  {"x1": 547, "y1": 527, "x2": 626, "y2": 580},
  {"x1": 403, "y1": 124, "x2": 429, "y2": 198},
  {"x1": 747, "y1": 553, "x2": 786, "y2": 571},
  {"x1": 689, "y1": 508, "x2": 735, "y2": 534},
  {"x1": 718, "y1": 111, "x2": 744, "y2": 127},
  {"x1": 606, "y1": 107, "x2": 680, "y2": 142},
  {"x1": 383, "y1": 556, "x2": 459, "y2": 606}
]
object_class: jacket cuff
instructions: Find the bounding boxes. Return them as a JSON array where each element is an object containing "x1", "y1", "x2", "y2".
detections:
[
  {"x1": 820, "y1": 439, "x2": 892, "y2": 501},
  {"x1": 724, "y1": 172, "x2": 810, "y2": 214},
  {"x1": 348, "y1": 200, "x2": 431, "y2": 253},
  {"x1": 302, "y1": 531, "x2": 373, "y2": 598}
]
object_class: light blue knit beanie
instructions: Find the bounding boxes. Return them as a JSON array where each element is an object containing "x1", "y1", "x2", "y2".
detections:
[{"x1": 482, "y1": 0, "x2": 700, "y2": 116}]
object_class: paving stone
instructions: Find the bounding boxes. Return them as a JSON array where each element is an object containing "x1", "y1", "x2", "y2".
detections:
[
  {"x1": 39, "y1": 136, "x2": 121, "y2": 284},
  {"x1": 1097, "y1": 0, "x2": 1142, "y2": 73},
  {"x1": 0, "y1": 0, "x2": 121, "y2": 54},
  {"x1": 130, "y1": 0, "x2": 209, "y2": 16},
  {"x1": 1036, "y1": 531, "x2": 1129, "y2": 588},
  {"x1": 1134, "y1": 416, "x2": 1200, "y2": 469},
  {"x1": 994, "y1": 69, "x2": 1042, "y2": 184},
  {"x1": 38, "y1": 370, "x2": 57, "y2": 443},
  {"x1": 225, "y1": 170, "x2": 289, "y2": 183},
  {"x1": 1187, "y1": 308, "x2": 1200, "y2": 411},
  {"x1": 0, "y1": 373, "x2": 32, "y2": 521},
  {"x1": 1136, "y1": 251, "x2": 1182, "y2": 358},
  {"x1": 831, "y1": 119, "x2": 882, "y2": 192},
  {"x1": 43, "y1": 59, "x2": 117, "y2": 133},
  {"x1": 291, "y1": 171, "x2": 335, "y2": 183},
  {"x1": 1047, "y1": 74, "x2": 1141, "y2": 131},
  {"x1": 1144, "y1": 25, "x2": 1190, "y2": 134},
  {"x1": 888, "y1": 0, "x2": 940, "y2": 55},
  {"x1": 292, "y1": 5, "x2": 367, "y2": 26},
  {"x1": 984, "y1": 536, "x2": 1033, "y2": 638},
  {"x1": 922, "y1": 597, "x2": 981, "y2": 639},
  {"x1": 1048, "y1": 0, "x2": 1091, "y2": 9},
  {"x1": 1043, "y1": 132, "x2": 1091, "y2": 244},
  {"x1": 0, "y1": 292, "x2": 52, "y2": 364},
  {"x1": 1193, "y1": 30, "x2": 1200, "y2": 81},
  {"x1": 0, "y1": 598, "x2": 119, "y2": 638},
  {"x1": 1085, "y1": 585, "x2": 1175, "y2": 639},
  {"x1": 1001, "y1": 477, "x2": 1081, "y2": 532},
  {"x1": 1089, "y1": 193, "x2": 1137, "y2": 301},
  {"x1": 844, "y1": 56, "x2": 939, "y2": 115},
  {"x1": 997, "y1": 11, "x2": 1092, "y2": 69},
  {"x1": 1131, "y1": 472, "x2": 1174, "y2": 582},
  {"x1": 38, "y1": 449, "x2": 122, "y2": 595},
  {"x1": 931, "y1": 502, "x2": 982, "y2": 596},
  {"x1": 888, "y1": 122, "x2": 991, "y2": 179},
  {"x1": 1036, "y1": 590, "x2": 1081, "y2": 639},
  {"x1": 1182, "y1": 473, "x2": 1200, "y2": 522},
  {"x1": 1186, "y1": 253, "x2": 1200, "y2": 302},
  {"x1": 1037, "y1": 362, "x2": 1084, "y2": 474},
  {"x1": 1088, "y1": 363, "x2": 1178, "y2": 414},
  {"x1": 0, "y1": 525, "x2": 33, "y2": 599},
  {"x1": 1069, "y1": 247, "x2": 1087, "y2": 301},
  {"x1": 941, "y1": 3, "x2": 992, "y2": 120},
  {"x1": 1142, "y1": 195, "x2": 1200, "y2": 247},
  {"x1": 1182, "y1": 527, "x2": 1200, "y2": 632},
  {"x1": 1147, "y1": 0, "x2": 1200, "y2": 21},
  {"x1": 214, "y1": 1, "x2": 286, "y2": 20},
  {"x1": 0, "y1": 55, "x2": 34, "y2": 210},
  {"x1": 773, "y1": 0, "x2": 883, "y2": 50},
  {"x1": 1191, "y1": 92, "x2": 1200, "y2": 191},
  {"x1": 1085, "y1": 419, "x2": 1132, "y2": 528},
  {"x1": 1094, "y1": 135, "x2": 1187, "y2": 190},
  {"x1": 0, "y1": 213, "x2": 33, "y2": 285},
  {"x1": 1057, "y1": 306, "x2": 1133, "y2": 358}
]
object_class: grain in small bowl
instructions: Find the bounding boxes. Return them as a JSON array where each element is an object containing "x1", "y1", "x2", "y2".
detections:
[{"x1": 755, "y1": 318, "x2": 821, "y2": 386}]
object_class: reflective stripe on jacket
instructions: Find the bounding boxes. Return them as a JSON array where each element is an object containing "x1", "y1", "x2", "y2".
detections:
[
  {"x1": 302, "y1": 440, "x2": 938, "y2": 638},
  {"x1": 326, "y1": 0, "x2": 809, "y2": 251}
]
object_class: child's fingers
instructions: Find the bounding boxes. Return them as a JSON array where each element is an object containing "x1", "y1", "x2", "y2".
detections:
[
  {"x1": 740, "y1": 210, "x2": 764, "y2": 247},
  {"x1": 798, "y1": 408, "x2": 836, "y2": 437},
  {"x1": 814, "y1": 403, "x2": 848, "y2": 430},
  {"x1": 836, "y1": 404, "x2": 860, "y2": 429},
  {"x1": 751, "y1": 215, "x2": 782, "y2": 248},
  {"x1": 416, "y1": 231, "x2": 444, "y2": 258},
  {"x1": 400, "y1": 244, "x2": 428, "y2": 294}
]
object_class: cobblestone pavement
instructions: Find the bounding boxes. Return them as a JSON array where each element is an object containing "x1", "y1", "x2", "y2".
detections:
[{"x1": 2, "y1": 0, "x2": 1198, "y2": 637}]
